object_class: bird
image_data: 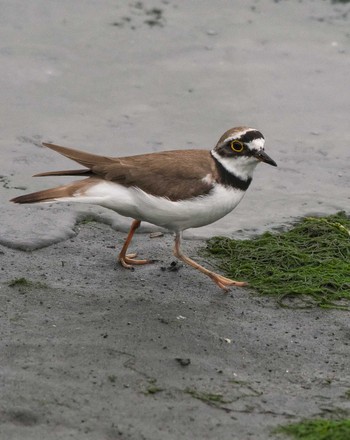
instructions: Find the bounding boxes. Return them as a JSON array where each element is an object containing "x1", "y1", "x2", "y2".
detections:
[{"x1": 10, "y1": 126, "x2": 277, "y2": 291}]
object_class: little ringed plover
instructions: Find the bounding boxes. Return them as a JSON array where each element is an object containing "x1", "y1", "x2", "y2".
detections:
[{"x1": 11, "y1": 126, "x2": 277, "y2": 291}]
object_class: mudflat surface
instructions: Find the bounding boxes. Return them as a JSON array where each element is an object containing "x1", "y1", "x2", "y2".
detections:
[
  {"x1": 1, "y1": 0, "x2": 350, "y2": 439},
  {"x1": 1, "y1": 222, "x2": 350, "y2": 439},
  {"x1": 1, "y1": 0, "x2": 350, "y2": 247}
]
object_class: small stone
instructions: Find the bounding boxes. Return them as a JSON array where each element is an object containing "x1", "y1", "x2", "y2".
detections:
[
  {"x1": 175, "y1": 358, "x2": 191, "y2": 366},
  {"x1": 149, "y1": 231, "x2": 164, "y2": 238}
]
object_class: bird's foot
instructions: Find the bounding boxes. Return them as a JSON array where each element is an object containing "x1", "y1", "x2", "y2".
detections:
[
  {"x1": 210, "y1": 273, "x2": 248, "y2": 292},
  {"x1": 118, "y1": 253, "x2": 155, "y2": 269}
]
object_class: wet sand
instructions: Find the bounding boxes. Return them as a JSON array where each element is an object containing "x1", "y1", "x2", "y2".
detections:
[
  {"x1": 2, "y1": 0, "x2": 350, "y2": 245},
  {"x1": 1, "y1": 222, "x2": 349, "y2": 439}
]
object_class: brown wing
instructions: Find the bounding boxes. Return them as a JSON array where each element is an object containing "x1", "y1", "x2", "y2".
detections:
[
  {"x1": 36, "y1": 144, "x2": 218, "y2": 201},
  {"x1": 41, "y1": 143, "x2": 115, "y2": 168},
  {"x1": 91, "y1": 150, "x2": 217, "y2": 201}
]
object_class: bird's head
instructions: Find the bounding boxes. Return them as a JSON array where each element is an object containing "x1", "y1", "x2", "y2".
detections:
[{"x1": 211, "y1": 126, "x2": 277, "y2": 180}]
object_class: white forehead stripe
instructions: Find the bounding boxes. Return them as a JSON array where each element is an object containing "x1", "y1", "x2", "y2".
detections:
[
  {"x1": 223, "y1": 128, "x2": 255, "y2": 143},
  {"x1": 248, "y1": 138, "x2": 265, "y2": 151}
]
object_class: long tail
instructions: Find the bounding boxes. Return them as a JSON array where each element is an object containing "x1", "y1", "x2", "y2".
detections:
[
  {"x1": 10, "y1": 178, "x2": 96, "y2": 204},
  {"x1": 11, "y1": 142, "x2": 112, "y2": 204}
]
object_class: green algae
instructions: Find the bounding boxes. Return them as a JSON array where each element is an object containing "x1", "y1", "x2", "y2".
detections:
[
  {"x1": 184, "y1": 388, "x2": 230, "y2": 407},
  {"x1": 206, "y1": 212, "x2": 350, "y2": 308},
  {"x1": 276, "y1": 419, "x2": 350, "y2": 440},
  {"x1": 8, "y1": 277, "x2": 47, "y2": 289}
]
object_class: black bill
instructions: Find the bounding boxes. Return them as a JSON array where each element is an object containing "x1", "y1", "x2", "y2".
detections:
[{"x1": 254, "y1": 150, "x2": 277, "y2": 167}]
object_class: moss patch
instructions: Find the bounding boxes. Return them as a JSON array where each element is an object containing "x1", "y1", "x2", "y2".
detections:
[
  {"x1": 206, "y1": 212, "x2": 350, "y2": 308},
  {"x1": 276, "y1": 419, "x2": 350, "y2": 440},
  {"x1": 78, "y1": 215, "x2": 98, "y2": 225},
  {"x1": 8, "y1": 277, "x2": 47, "y2": 289},
  {"x1": 143, "y1": 386, "x2": 164, "y2": 395},
  {"x1": 141, "y1": 378, "x2": 164, "y2": 395},
  {"x1": 184, "y1": 388, "x2": 231, "y2": 409}
]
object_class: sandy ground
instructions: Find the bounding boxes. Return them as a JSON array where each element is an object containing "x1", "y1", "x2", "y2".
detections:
[
  {"x1": 2, "y1": 0, "x2": 350, "y2": 246},
  {"x1": 1, "y1": 0, "x2": 350, "y2": 439},
  {"x1": 1, "y1": 222, "x2": 350, "y2": 440}
]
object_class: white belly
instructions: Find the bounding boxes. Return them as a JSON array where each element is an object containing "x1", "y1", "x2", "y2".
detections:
[{"x1": 59, "y1": 181, "x2": 246, "y2": 232}]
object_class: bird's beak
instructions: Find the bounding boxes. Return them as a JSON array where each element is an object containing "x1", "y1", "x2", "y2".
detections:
[{"x1": 254, "y1": 150, "x2": 277, "y2": 167}]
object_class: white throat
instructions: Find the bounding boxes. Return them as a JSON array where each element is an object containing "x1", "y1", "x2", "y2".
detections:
[{"x1": 211, "y1": 149, "x2": 259, "y2": 181}]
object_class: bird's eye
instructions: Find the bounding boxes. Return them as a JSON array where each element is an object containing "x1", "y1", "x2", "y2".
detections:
[{"x1": 230, "y1": 140, "x2": 244, "y2": 153}]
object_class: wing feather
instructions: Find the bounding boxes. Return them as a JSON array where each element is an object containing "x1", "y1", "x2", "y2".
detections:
[{"x1": 32, "y1": 144, "x2": 218, "y2": 201}]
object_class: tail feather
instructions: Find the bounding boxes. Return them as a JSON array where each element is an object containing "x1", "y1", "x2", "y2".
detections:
[
  {"x1": 10, "y1": 178, "x2": 96, "y2": 204},
  {"x1": 11, "y1": 188, "x2": 69, "y2": 204},
  {"x1": 11, "y1": 141, "x2": 113, "y2": 204}
]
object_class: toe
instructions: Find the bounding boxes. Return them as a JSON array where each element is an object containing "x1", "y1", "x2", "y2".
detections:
[
  {"x1": 119, "y1": 258, "x2": 135, "y2": 270},
  {"x1": 126, "y1": 253, "x2": 137, "y2": 259},
  {"x1": 211, "y1": 273, "x2": 248, "y2": 290}
]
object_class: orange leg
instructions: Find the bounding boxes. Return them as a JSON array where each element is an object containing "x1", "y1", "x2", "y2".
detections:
[
  {"x1": 173, "y1": 232, "x2": 247, "y2": 292},
  {"x1": 118, "y1": 220, "x2": 154, "y2": 269}
]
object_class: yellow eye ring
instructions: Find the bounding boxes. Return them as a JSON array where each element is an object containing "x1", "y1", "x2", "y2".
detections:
[{"x1": 230, "y1": 140, "x2": 244, "y2": 153}]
